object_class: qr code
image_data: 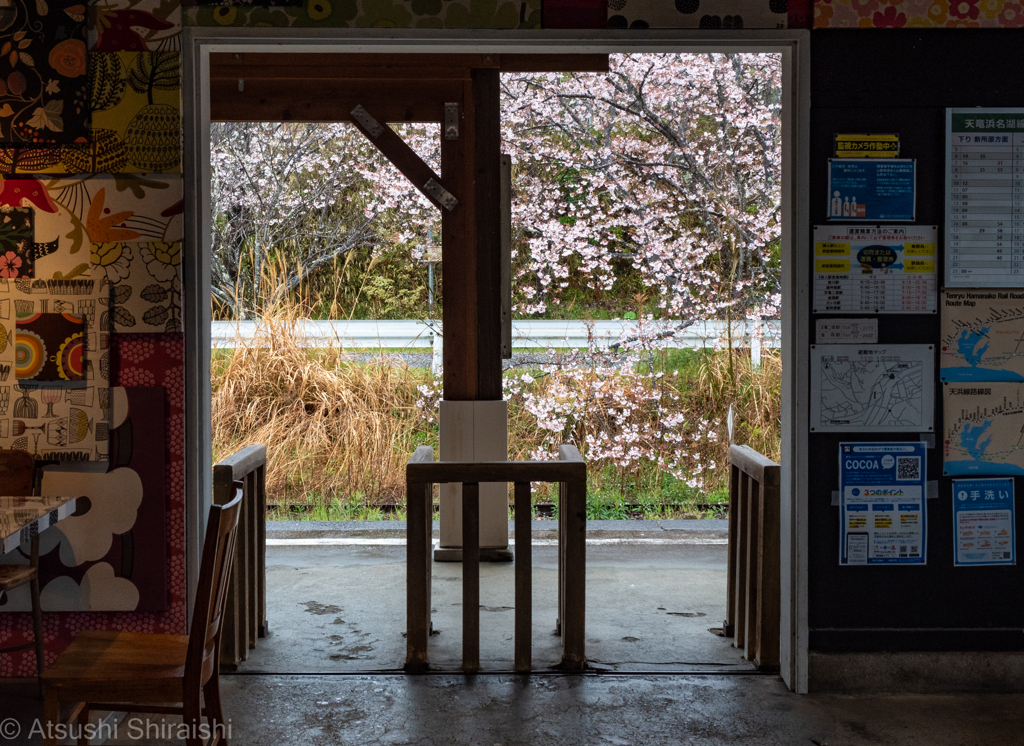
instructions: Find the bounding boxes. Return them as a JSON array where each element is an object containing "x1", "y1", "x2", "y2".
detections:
[{"x1": 896, "y1": 456, "x2": 921, "y2": 481}]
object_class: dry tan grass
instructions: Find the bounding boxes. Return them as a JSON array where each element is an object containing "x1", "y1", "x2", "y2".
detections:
[
  {"x1": 211, "y1": 313, "x2": 432, "y2": 503},
  {"x1": 212, "y1": 310, "x2": 781, "y2": 507}
]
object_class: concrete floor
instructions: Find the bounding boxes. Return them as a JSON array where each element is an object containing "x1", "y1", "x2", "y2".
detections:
[
  {"x1": 2, "y1": 520, "x2": 1022, "y2": 744},
  {"x1": 4, "y1": 672, "x2": 1023, "y2": 745}
]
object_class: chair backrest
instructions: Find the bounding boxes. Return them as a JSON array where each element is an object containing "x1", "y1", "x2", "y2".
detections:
[
  {"x1": 0, "y1": 449, "x2": 35, "y2": 496},
  {"x1": 185, "y1": 485, "x2": 243, "y2": 686}
]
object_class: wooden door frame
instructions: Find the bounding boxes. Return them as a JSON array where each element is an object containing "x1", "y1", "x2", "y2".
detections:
[{"x1": 181, "y1": 28, "x2": 811, "y2": 691}]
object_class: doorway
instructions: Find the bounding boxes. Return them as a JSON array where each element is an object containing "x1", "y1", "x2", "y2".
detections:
[{"x1": 181, "y1": 30, "x2": 810, "y2": 690}]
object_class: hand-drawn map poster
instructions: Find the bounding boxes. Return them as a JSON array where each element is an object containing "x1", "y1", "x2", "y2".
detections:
[
  {"x1": 810, "y1": 344, "x2": 935, "y2": 433},
  {"x1": 944, "y1": 382, "x2": 1024, "y2": 476},
  {"x1": 941, "y1": 289, "x2": 1024, "y2": 382},
  {"x1": 813, "y1": 225, "x2": 937, "y2": 314}
]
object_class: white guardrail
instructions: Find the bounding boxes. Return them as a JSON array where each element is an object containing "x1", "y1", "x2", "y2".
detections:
[{"x1": 211, "y1": 319, "x2": 781, "y2": 351}]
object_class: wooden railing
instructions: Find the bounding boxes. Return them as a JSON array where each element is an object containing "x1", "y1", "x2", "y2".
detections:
[
  {"x1": 725, "y1": 444, "x2": 780, "y2": 671},
  {"x1": 213, "y1": 445, "x2": 268, "y2": 669},
  {"x1": 405, "y1": 444, "x2": 587, "y2": 673}
]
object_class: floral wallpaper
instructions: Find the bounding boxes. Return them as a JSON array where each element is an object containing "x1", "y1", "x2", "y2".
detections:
[
  {"x1": 0, "y1": 0, "x2": 90, "y2": 145},
  {"x1": 814, "y1": 0, "x2": 1024, "y2": 26},
  {"x1": 0, "y1": 0, "x2": 184, "y2": 672},
  {"x1": 184, "y1": 0, "x2": 542, "y2": 28}
]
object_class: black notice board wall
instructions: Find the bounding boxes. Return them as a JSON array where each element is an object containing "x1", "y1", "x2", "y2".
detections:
[{"x1": 809, "y1": 31, "x2": 1024, "y2": 653}]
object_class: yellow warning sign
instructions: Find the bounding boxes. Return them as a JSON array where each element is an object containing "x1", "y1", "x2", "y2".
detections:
[{"x1": 834, "y1": 134, "x2": 900, "y2": 158}]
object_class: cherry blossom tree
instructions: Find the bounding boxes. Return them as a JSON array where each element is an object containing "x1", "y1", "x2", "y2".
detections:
[
  {"x1": 210, "y1": 121, "x2": 439, "y2": 318},
  {"x1": 501, "y1": 52, "x2": 782, "y2": 327},
  {"x1": 212, "y1": 54, "x2": 782, "y2": 491}
]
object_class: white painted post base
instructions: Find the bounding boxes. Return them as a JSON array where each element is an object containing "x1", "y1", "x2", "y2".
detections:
[{"x1": 434, "y1": 399, "x2": 511, "y2": 562}]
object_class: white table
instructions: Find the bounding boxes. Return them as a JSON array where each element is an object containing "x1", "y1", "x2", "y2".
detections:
[{"x1": 0, "y1": 496, "x2": 78, "y2": 556}]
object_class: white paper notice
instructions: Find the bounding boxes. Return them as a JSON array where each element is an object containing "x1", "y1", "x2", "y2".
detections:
[
  {"x1": 816, "y1": 318, "x2": 879, "y2": 344},
  {"x1": 813, "y1": 225, "x2": 937, "y2": 314},
  {"x1": 810, "y1": 344, "x2": 935, "y2": 432}
]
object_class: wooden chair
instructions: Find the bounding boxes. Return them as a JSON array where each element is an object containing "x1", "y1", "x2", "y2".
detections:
[
  {"x1": 41, "y1": 488, "x2": 244, "y2": 746},
  {"x1": 0, "y1": 449, "x2": 45, "y2": 684}
]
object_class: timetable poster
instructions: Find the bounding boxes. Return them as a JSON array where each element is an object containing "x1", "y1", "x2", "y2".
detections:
[
  {"x1": 839, "y1": 442, "x2": 927, "y2": 566},
  {"x1": 813, "y1": 225, "x2": 937, "y2": 314},
  {"x1": 828, "y1": 159, "x2": 916, "y2": 221},
  {"x1": 945, "y1": 108, "x2": 1024, "y2": 287},
  {"x1": 952, "y1": 478, "x2": 1015, "y2": 567}
]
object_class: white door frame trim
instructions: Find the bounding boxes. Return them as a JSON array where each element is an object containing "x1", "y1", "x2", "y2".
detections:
[{"x1": 180, "y1": 27, "x2": 811, "y2": 691}]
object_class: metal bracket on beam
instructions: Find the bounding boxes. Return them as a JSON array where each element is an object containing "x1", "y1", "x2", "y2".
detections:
[
  {"x1": 350, "y1": 105, "x2": 384, "y2": 138},
  {"x1": 424, "y1": 178, "x2": 459, "y2": 211},
  {"x1": 444, "y1": 103, "x2": 459, "y2": 140}
]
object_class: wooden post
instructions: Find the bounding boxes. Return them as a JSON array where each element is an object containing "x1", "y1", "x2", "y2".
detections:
[
  {"x1": 406, "y1": 446, "x2": 435, "y2": 671},
  {"x1": 743, "y1": 478, "x2": 761, "y2": 662},
  {"x1": 757, "y1": 465, "x2": 781, "y2": 671},
  {"x1": 462, "y1": 482, "x2": 480, "y2": 672},
  {"x1": 514, "y1": 481, "x2": 532, "y2": 672},
  {"x1": 472, "y1": 67, "x2": 503, "y2": 400},
  {"x1": 724, "y1": 462, "x2": 739, "y2": 638},
  {"x1": 733, "y1": 472, "x2": 749, "y2": 650},
  {"x1": 256, "y1": 461, "x2": 268, "y2": 638},
  {"x1": 441, "y1": 85, "x2": 476, "y2": 400},
  {"x1": 558, "y1": 447, "x2": 587, "y2": 671}
]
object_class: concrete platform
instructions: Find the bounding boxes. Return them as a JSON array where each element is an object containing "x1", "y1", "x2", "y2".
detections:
[{"x1": 252, "y1": 519, "x2": 746, "y2": 673}]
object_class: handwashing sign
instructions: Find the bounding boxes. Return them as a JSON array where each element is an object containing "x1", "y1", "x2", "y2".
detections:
[{"x1": 952, "y1": 478, "x2": 1015, "y2": 566}]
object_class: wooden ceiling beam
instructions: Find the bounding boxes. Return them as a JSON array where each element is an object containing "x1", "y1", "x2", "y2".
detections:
[
  {"x1": 210, "y1": 53, "x2": 610, "y2": 85},
  {"x1": 209, "y1": 79, "x2": 462, "y2": 123},
  {"x1": 498, "y1": 54, "x2": 610, "y2": 73}
]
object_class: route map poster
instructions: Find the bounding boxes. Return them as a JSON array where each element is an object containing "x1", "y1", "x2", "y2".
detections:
[
  {"x1": 813, "y1": 225, "x2": 937, "y2": 314},
  {"x1": 840, "y1": 442, "x2": 927, "y2": 566},
  {"x1": 943, "y1": 382, "x2": 1024, "y2": 475},
  {"x1": 941, "y1": 289, "x2": 1024, "y2": 382},
  {"x1": 952, "y1": 478, "x2": 1015, "y2": 567},
  {"x1": 810, "y1": 344, "x2": 935, "y2": 432}
]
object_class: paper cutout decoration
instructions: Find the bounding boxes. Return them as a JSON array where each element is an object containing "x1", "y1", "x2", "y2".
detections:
[
  {"x1": 0, "y1": 0, "x2": 90, "y2": 144},
  {"x1": 15, "y1": 311, "x2": 86, "y2": 386},
  {"x1": 0, "y1": 206, "x2": 34, "y2": 278}
]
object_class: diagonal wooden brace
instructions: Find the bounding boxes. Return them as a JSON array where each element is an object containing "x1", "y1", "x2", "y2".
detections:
[{"x1": 350, "y1": 104, "x2": 459, "y2": 212}]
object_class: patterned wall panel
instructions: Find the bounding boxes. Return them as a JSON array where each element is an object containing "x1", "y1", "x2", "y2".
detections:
[
  {"x1": 608, "y1": 0, "x2": 789, "y2": 28},
  {"x1": 814, "y1": 0, "x2": 1024, "y2": 27},
  {"x1": 183, "y1": 0, "x2": 543, "y2": 28},
  {"x1": 89, "y1": 0, "x2": 183, "y2": 51},
  {"x1": 0, "y1": 0, "x2": 91, "y2": 144},
  {"x1": 0, "y1": 0, "x2": 184, "y2": 659}
]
